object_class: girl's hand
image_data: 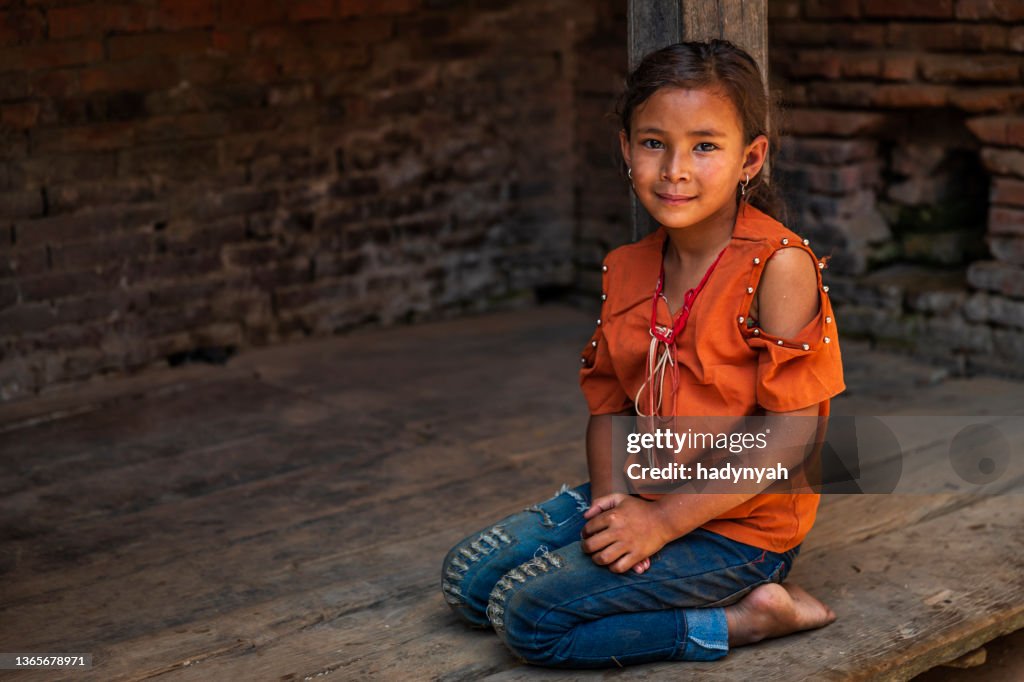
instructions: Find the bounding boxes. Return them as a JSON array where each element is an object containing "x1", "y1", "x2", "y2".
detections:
[{"x1": 581, "y1": 493, "x2": 669, "y2": 574}]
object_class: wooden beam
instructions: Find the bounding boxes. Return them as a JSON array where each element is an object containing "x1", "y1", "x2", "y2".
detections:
[{"x1": 627, "y1": 0, "x2": 769, "y2": 240}]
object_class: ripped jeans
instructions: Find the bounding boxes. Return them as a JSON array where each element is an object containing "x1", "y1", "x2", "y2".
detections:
[{"x1": 441, "y1": 481, "x2": 799, "y2": 669}]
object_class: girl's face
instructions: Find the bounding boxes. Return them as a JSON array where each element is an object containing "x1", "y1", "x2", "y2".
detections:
[{"x1": 619, "y1": 86, "x2": 767, "y2": 231}]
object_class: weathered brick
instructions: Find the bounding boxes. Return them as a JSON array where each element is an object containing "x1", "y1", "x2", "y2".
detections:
[
  {"x1": 968, "y1": 260, "x2": 1024, "y2": 298},
  {"x1": 872, "y1": 84, "x2": 950, "y2": 108},
  {"x1": 46, "y1": 178, "x2": 156, "y2": 215},
  {"x1": 49, "y1": 232, "x2": 154, "y2": 271},
  {"x1": 919, "y1": 55, "x2": 1022, "y2": 83},
  {"x1": 0, "y1": 301, "x2": 61, "y2": 334},
  {"x1": 804, "y1": 0, "x2": 859, "y2": 18},
  {"x1": 991, "y1": 177, "x2": 1024, "y2": 207},
  {"x1": 988, "y1": 207, "x2": 1024, "y2": 236},
  {"x1": 157, "y1": 0, "x2": 217, "y2": 30},
  {"x1": 117, "y1": 141, "x2": 220, "y2": 180},
  {"x1": 990, "y1": 327, "x2": 1024, "y2": 367},
  {"x1": 193, "y1": 188, "x2": 279, "y2": 221},
  {"x1": 887, "y1": 22, "x2": 1008, "y2": 51},
  {"x1": 289, "y1": 0, "x2": 334, "y2": 21},
  {"x1": 278, "y1": 45, "x2": 369, "y2": 77},
  {"x1": 29, "y1": 70, "x2": 80, "y2": 99},
  {"x1": 32, "y1": 122, "x2": 135, "y2": 154},
  {"x1": 767, "y1": 0, "x2": 801, "y2": 19},
  {"x1": 0, "y1": 69, "x2": 29, "y2": 101},
  {"x1": 336, "y1": 0, "x2": 419, "y2": 17},
  {"x1": 775, "y1": 160, "x2": 881, "y2": 195},
  {"x1": 1, "y1": 101, "x2": 39, "y2": 129},
  {"x1": 989, "y1": 235, "x2": 1024, "y2": 265},
  {"x1": 809, "y1": 82, "x2": 878, "y2": 108},
  {"x1": 880, "y1": 53, "x2": 918, "y2": 81},
  {"x1": 80, "y1": 61, "x2": 180, "y2": 93},
  {"x1": 786, "y1": 50, "x2": 842, "y2": 79},
  {"x1": 981, "y1": 148, "x2": 1024, "y2": 178},
  {"x1": 950, "y1": 88, "x2": 1024, "y2": 113},
  {"x1": 864, "y1": 0, "x2": 954, "y2": 18},
  {"x1": 964, "y1": 291, "x2": 1024, "y2": 328},
  {"x1": 108, "y1": 30, "x2": 211, "y2": 61},
  {"x1": 967, "y1": 115, "x2": 1024, "y2": 146},
  {"x1": 0, "y1": 9, "x2": 45, "y2": 46},
  {"x1": 955, "y1": 0, "x2": 1024, "y2": 22},
  {"x1": 0, "y1": 188, "x2": 43, "y2": 219},
  {"x1": 47, "y1": 4, "x2": 151, "y2": 39},
  {"x1": 0, "y1": 40, "x2": 103, "y2": 71},
  {"x1": 19, "y1": 267, "x2": 123, "y2": 302},
  {"x1": 20, "y1": 152, "x2": 117, "y2": 185},
  {"x1": 778, "y1": 137, "x2": 879, "y2": 164},
  {"x1": 220, "y1": 0, "x2": 288, "y2": 25},
  {"x1": 14, "y1": 204, "x2": 163, "y2": 248},
  {"x1": 210, "y1": 29, "x2": 248, "y2": 54},
  {"x1": 1012, "y1": 26, "x2": 1024, "y2": 51},
  {"x1": 783, "y1": 109, "x2": 887, "y2": 136}
]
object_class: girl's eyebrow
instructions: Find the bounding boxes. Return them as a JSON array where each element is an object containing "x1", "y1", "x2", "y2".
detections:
[{"x1": 638, "y1": 126, "x2": 726, "y2": 137}]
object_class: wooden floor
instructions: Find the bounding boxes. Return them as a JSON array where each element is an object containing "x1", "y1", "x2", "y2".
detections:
[{"x1": 1, "y1": 304, "x2": 1022, "y2": 681}]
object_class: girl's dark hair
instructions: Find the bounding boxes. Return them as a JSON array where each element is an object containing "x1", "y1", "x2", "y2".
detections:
[{"x1": 616, "y1": 39, "x2": 787, "y2": 223}]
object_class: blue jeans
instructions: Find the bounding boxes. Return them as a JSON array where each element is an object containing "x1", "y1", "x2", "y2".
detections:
[{"x1": 441, "y1": 481, "x2": 799, "y2": 668}]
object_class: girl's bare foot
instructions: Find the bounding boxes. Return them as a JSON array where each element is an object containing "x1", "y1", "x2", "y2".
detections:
[{"x1": 724, "y1": 582, "x2": 836, "y2": 647}]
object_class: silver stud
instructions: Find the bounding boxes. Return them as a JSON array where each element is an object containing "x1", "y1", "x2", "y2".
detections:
[
  {"x1": 824, "y1": 336, "x2": 831, "y2": 344},
  {"x1": 803, "y1": 238, "x2": 810, "y2": 246},
  {"x1": 823, "y1": 285, "x2": 829, "y2": 293},
  {"x1": 781, "y1": 238, "x2": 789, "y2": 245},
  {"x1": 580, "y1": 357, "x2": 587, "y2": 364},
  {"x1": 601, "y1": 293, "x2": 607, "y2": 301},
  {"x1": 596, "y1": 319, "x2": 602, "y2": 326},
  {"x1": 591, "y1": 340, "x2": 598, "y2": 348},
  {"x1": 777, "y1": 339, "x2": 784, "y2": 346},
  {"x1": 602, "y1": 265, "x2": 608, "y2": 272},
  {"x1": 747, "y1": 286, "x2": 754, "y2": 294},
  {"x1": 802, "y1": 343, "x2": 810, "y2": 351},
  {"x1": 818, "y1": 262, "x2": 825, "y2": 269},
  {"x1": 753, "y1": 329, "x2": 760, "y2": 336},
  {"x1": 753, "y1": 257, "x2": 760, "y2": 265},
  {"x1": 738, "y1": 316, "x2": 745, "y2": 324},
  {"x1": 826, "y1": 316, "x2": 832, "y2": 324}
]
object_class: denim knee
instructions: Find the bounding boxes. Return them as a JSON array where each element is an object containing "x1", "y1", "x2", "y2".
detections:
[
  {"x1": 486, "y1": 550, "x2": 570, "y2": 666},
  {"x1": 442, "y1": 482, "x2": 591, "y2": 630},
  {"x1": 441, "y1": 522, "x2": 516, "y2": 628}
]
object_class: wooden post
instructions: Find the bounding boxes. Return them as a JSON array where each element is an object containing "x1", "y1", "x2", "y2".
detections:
[{"x1": 627, "y1": 0, "x2": 769, "y2": 240}]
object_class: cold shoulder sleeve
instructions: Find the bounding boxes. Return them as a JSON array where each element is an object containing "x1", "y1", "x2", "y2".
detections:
[
  {"x1": 742, "y1": 243, "x2": 846, "y2": 413},
  {"x1": 579, "y1": 256, "x2": 633, "y2": 415}
]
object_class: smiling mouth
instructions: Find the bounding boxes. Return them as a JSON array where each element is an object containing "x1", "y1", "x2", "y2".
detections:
[{"x1": 657, "y1": 193, "x2": 696, "y2": 202}]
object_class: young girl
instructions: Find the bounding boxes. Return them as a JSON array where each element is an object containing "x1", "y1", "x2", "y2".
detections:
[{"x1": 441, "y1": 39, "x2": 844, "y2": 668}]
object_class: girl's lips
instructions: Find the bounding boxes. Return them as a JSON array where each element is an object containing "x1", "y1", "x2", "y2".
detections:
[{"x1": 657, "y1": 193, "x2": 695, "y2": 204}]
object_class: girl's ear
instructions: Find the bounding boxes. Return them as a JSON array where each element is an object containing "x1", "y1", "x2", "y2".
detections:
[
  {"x1": 618, "y1": 129, "x2": 632, "y2": 169},
  {"x1": 743, "y1": 133, "x2": 769, "y2": 179}
]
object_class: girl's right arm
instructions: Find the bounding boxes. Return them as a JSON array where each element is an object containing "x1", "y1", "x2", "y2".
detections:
[
  {"x1": 586, "y1": 409, "x2": 634, "y2": 501},
  {"x1": 586, "y1": 415, "x2": 614, "y2": 501}
]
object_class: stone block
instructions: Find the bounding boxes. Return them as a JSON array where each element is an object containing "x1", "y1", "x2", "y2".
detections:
[{"x1": 967, "y1": 260, "x2": 1024, "y2": 298}]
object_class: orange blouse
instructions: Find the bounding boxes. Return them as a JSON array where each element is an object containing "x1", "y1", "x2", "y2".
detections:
[{"x1": 579, "y1": 202, "x2": 846, "y2": 553}]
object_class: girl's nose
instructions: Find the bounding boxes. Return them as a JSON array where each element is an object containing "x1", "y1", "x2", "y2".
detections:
[{"x1": 661, "y1": 150, "x2": 690, "y2": 182}]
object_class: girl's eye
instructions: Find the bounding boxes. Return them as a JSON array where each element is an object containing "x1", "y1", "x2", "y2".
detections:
[
  {"x1": 696, "y1": 142, "x2": 718, "y2": 152},
  {"x1": 640, "y1": 139, "x2": 664, "y2": 149}
]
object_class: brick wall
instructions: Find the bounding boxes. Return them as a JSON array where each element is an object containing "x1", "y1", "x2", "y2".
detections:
[
  {"x1": 768, "y1": 0, "x2": 1024, "y2": 375},
  {"x1": 0, "y1": 0, "x2": 627, "y2": 402}
]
